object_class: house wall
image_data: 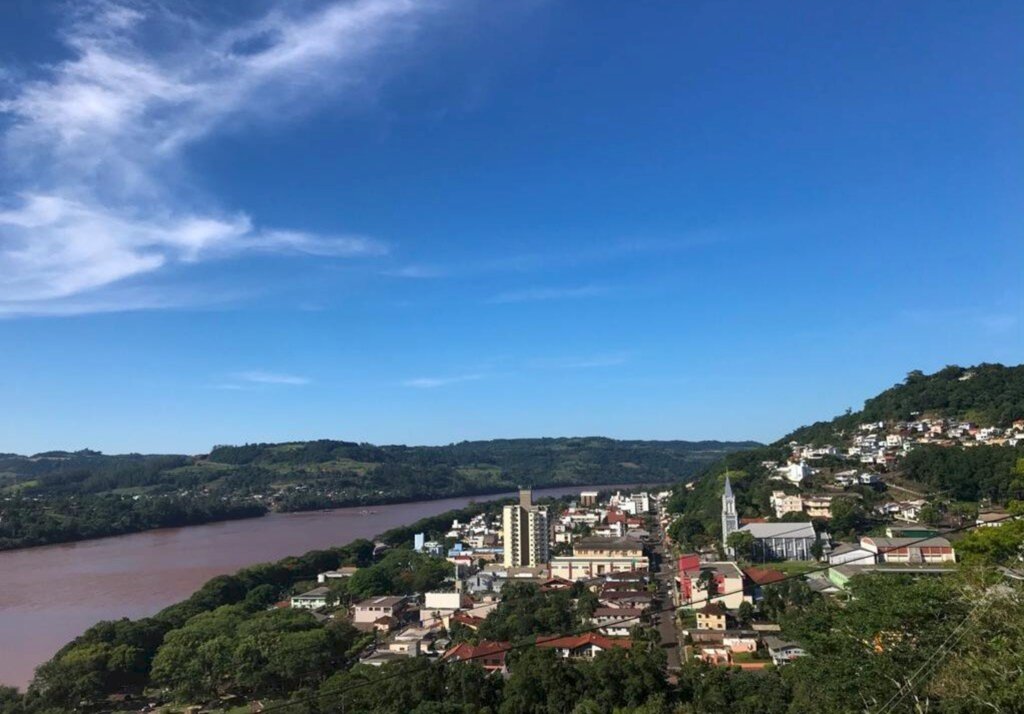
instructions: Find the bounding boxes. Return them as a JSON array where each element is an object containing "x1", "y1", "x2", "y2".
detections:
[{"x1": 550, "y1": 556, "x2": 649, "y2": 580}]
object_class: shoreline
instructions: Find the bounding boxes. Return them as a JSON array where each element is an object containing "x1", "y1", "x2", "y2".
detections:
[
  {"x1": 0, "y1": 481, "x2": 674, "y2": 690},
  {"x1": 0, "y1": 479, "x2": 674, "y2": 555}
]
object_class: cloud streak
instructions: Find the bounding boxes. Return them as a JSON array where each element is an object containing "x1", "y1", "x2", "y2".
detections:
[
  {"x1": 212, "y1": 370, "x2": 312, "y2": 390},
  {"x1": 233, "y1": 370, "x2": 311, "y2": 386},
  {"x1": 402, "y1": 374, "x2": 482, "y2": 388},
  {"x1": 0, "y1": 0, "x2": 440, "y2": 316}
]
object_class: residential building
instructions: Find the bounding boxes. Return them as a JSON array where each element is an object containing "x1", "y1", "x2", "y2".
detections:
[
  {"x1": 598, "y1": 590, "x2": 653, "y2": 610},
  {"x1": 722, "y1": 634, "x2": 758, "y2": 654},
  {"x1": 536, "y1": 633, "x2": 632, "y2": 659},
  {"x1": 695, "y1": 603, "x2": 728, "y2": 630},
  {"x1": 352, "y1": 596, "x2": 409, "y2": 627},
  {"x1": 860, "y1": 536, "x2": 956, "y2": 564},
  {"x1": 764, "y1": 637, "x2": 806, "y2": 666},
  {"x1": 783, "y1": 462, "x2": 809, "y2": 484},
  {"x1": 420, "y1": 592, "x2": 474, "y2": 627},
  {"x1": 502, "y1": 488, "x2": 550, "y2": 567},
  {"x1": 827, "y1": 542, "x2": 874, "y2": 567},
  {"x1": 442, "y1": 641, "x2": 511, "y2": 674},
  {"x1": 770, "y1": 491, "x2": 803, "y2": 519},
  {"x1": 678, "y1": 558, "x2": 747, "y2": 610},
  {"x1": 291, "y1": 586, "x2": 331, "y2": 610},
  {"x1": 580, "y1": 490, "x2": 599, "y2": 507},
  {"x1": 317, "y1": 567, "x2": 358, "y2": 583},
  {"x1": 742, "y1": 567, "x2": 786, "y2": 602},
  {"x1": 590, "y1": 607, "x2": 643, "y2": 636},
  {"x1": 803, "y1": 495, "x2": 834, "y2": 519}
]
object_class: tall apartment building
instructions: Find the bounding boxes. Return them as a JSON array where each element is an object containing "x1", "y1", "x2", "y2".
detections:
[{"x1": 502, "y1": 488, "x2": 550, "y2": 567}]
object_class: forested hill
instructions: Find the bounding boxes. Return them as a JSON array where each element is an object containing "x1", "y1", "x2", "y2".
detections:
[
  {"x1": 781, "y1": 363, "x2": 1024, "y2": 446},
  {"x1": 0, "y1": 437, "x2": 757, "y2": 550},
  {"x1": 0, "y1": 437, "x2": 760, "y2": 502}
]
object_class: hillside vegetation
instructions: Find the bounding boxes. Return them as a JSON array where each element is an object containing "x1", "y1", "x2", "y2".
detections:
[
  {"x1": 667, "y1": 363, "x2": 1024, "y2": 548},
  {"x1": 0, "y1": 437, "x2": 757, "y2": 550},
  {"x1": 783, "y1": 363, "x2": 1024, "y2": 446}
]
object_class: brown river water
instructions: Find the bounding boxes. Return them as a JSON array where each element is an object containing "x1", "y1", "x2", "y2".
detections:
[{"x1": 0, "y1": 484, "x2": 648, "y2": 690}]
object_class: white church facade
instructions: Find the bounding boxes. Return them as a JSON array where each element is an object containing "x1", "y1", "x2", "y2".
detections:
[{"x1": 721, "y1": 476, "x2": 817, "y2": 561}]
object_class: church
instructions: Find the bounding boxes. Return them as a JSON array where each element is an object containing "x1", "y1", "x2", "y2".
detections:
[{"x1": 722, "y1": 475, "x2": 817, "y2": 561}]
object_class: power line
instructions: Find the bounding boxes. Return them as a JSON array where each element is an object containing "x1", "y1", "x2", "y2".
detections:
[
  {"x1": 873, "y1": 589, "x2": 999, "y2": 714},
  {"x1": 256, "y1": 513, "x2": 1016, "y2": 713}
]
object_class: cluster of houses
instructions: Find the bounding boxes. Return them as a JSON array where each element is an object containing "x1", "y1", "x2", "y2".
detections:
[
  {"x1": 786, "y1": 417, "x2": 1024, "y2": 472},
  {"x1": 666, "y1": 473, "x2": 983, "y2": 668},
  {"x1": 282, "y1": 488, "x2": 667, "y2": 672},
  {"x1": 675, "y1": 553, "x2": 806, "y2": 667}
]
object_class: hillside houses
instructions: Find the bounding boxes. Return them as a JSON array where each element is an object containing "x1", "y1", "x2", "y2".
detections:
[{"x1": 787, "y1": 416, "x2": 1024, "y2": 472}]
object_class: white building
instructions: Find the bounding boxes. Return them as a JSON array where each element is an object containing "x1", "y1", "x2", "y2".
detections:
[
  {"x1": 827, "y1": 542, "x2": 874, "y2": 566},
  {"x1": 352, "y1": 596, "x2": 409, "y2": 626},
  {"x1": 739, "y1": 522, "x2": 816, "y2": 560},
  {"x1": 502, "y1": 488, "x2": 550, "y2": 567},
  {"x1": 291, "y1": 586, "x2": 331, "y2": 610},
  {"x1": 770, "y1": 491, "x2": 804, "y2": 519},
  {"x1": 783, "y1": 462, "x2": 810, "y2": 484}
]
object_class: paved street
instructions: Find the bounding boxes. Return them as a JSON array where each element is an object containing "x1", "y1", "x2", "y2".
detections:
[{"x1": 650, "y1": 505, "x2": 682, "y2": 671}]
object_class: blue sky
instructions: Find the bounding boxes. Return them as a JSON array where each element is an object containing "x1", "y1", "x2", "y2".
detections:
[{"x1": 0, "y1": 0, "x2": 1021, "y2": 454}]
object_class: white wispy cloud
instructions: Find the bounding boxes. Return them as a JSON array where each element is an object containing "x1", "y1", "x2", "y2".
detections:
[
  {"x1": 488, "y1": 284, "x2": 607, "y2": 304},
  {"x1": 211, "y1": 370, "x2": 311, "y2": 389},
  {"x1": 402, "y1": 374, "x2": 482, "y2": 388},
  {"x1": 0, "y1": 0, "x2": 442, "y2": 316},
  {"x1": 382, "y1": 264, "x2": 448, "y2": 279},
  {"x1": 233, "y1": 370, "x2": 311, "y2": 386}
]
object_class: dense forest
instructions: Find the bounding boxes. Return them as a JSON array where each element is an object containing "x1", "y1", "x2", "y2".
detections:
[
  {"x1": 0, "y1": 438, "x2": 755, "y2": 550},
  {"x1": 900, "y1": 445, "x2": 1024, "y2": 502},
  {"x1": 0, "y1": 495, "x2": 266, "y2": 551},
  {"x1": 783, "y1": 363, "x2": 1024, "y2": 446}
]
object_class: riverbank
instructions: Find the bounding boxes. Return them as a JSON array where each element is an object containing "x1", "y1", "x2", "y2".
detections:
[
  {"x1": 0, "y1": 482, "x2": 668, "y2": 690},
  {"x1": 0, "y1": 479, "x2": 666, "y2": 554}
]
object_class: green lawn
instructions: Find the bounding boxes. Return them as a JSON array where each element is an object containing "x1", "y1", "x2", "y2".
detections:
[{"x1": 757, "y1": 560, "x2": 819, "y2": 576}]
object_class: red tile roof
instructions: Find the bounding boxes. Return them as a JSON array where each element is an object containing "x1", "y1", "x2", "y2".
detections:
[
  {"x1": 442, "y1": 640, "x2": 511, "y2": 669},
  {"x1": 450, "y1": 613, "x2": 486, "y2": 629},
  {"x1": 744, "y1": 567, "x2": 786, "y2": 586},
  {"x1": 536, "y1": 633, "x2": 633, "y2": 652}
]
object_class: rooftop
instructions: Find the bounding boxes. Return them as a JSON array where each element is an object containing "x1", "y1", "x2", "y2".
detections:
[
  {"x1": 575, "y1": 536, "x2": 644, "y2": 551},
  {"x1": 743, "y1": 567, "x2": 786, "y2": 586},
  {"x1": 862, "y1": 536, "x2": 952, "y2": 549},
  {"x1": 536, "y1": 633, "x2": 633, "y2": 651},
  {"x1": 740, "y1": 522, "x2": 816, "y2": 539},
  {"x1": 699, "y1": 602, "x2": 728, "y2": 616},
  {"x1": 354, "y1": 595, "x2": 408, "y2": 608}
]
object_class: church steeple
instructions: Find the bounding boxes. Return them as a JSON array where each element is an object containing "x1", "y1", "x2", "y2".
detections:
[{"x1": 721, "y1": 474, "x2": 739, "y2": 552}]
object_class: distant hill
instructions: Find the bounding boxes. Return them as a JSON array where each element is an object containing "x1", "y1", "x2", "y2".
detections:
[
  {"x1": 0, "y1": 437, "x2": 760, "y2": 504},
  {"x1": 782, "y1": 363, "x2": 1024, "y2": 446}
]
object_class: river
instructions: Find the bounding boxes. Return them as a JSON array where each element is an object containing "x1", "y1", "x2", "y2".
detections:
[{"x1": 0, "y1": 484, "x2": 654, "y2": 690}]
